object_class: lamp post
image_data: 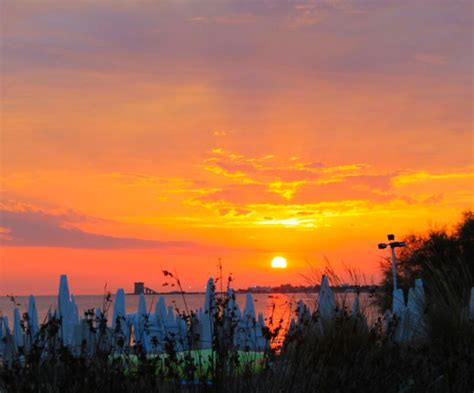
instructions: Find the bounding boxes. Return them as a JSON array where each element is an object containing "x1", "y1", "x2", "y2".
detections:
[{"x1": 378, "y1": 234, "x2": 406, "y2": 291}]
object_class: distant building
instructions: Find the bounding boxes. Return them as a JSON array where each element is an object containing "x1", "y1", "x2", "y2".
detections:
[
  {"x1": 134, "y1": 282, "x2": 145, "y2": 295},
  {"x1": 253, "y1": 286, "x2": 273, "y2": 293}
]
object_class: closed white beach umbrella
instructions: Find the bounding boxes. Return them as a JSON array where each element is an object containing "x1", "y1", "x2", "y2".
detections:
[{"x1": 27, "y1": 295, "x2": 39, "y2": 336}]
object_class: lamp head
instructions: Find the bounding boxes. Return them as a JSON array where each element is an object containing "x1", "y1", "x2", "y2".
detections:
[{"x1": 390, "y1": 241, "x2": 406, "y2": 248}]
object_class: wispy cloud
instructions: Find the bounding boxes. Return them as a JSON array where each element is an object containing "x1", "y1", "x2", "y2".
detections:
[
  {"x1": 393, "y1": 169, "x2": 474, "y2": 186},
  {"x1": 0, "y1": 208, "x2": 194, "y2": 249},
  {"x1": 201, "y1": 148, "x2": 388, "y2": 202}
]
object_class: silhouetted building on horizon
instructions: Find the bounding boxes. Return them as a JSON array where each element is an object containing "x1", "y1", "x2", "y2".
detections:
[{"x1": 134, "y1": 282, "x2": 144, "y2": 295}]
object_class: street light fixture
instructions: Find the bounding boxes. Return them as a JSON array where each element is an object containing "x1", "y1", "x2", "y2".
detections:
[{"x1": 378, "y1": 234, "x2": 406, "y2": 290}]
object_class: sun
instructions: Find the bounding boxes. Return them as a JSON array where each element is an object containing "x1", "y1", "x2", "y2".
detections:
[{"x1": 271, "y1": 256, "x2": 287, "y2": 269}]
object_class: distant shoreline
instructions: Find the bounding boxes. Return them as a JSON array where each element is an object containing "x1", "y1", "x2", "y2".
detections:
[
  {"x1": 124, "y1": 287, "x2": 379, "y2": 296},
  {"x1": 2, "y1": 287, "x2": 380, "y2": 297}
]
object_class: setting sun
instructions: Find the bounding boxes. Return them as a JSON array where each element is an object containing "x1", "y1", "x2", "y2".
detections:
[{"x1": 271, "y1": 256, "x2": 287, "y2": 269}]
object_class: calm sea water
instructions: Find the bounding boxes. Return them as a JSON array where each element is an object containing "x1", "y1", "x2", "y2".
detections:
[{"x1": 0, "y1": 292, "x2": 379, "y2": 329}]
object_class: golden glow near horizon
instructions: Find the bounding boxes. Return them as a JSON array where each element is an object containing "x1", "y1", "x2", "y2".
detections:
[
  {"x1": 0, "y1": 1, "x2": 472, "y2": 295},
  {"x1": 271, "y1": 256, "x2": 288, "y2": 269}
]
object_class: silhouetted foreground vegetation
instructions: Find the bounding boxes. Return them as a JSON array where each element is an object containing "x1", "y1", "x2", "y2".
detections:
[
  {"x1": 2, "y1": 276, "x2": 473, "y2": 393},
  {"x1": 1, "y1": 213, "x2": 473, "y2": 392}
]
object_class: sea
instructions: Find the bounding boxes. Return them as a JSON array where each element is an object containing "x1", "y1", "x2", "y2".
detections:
[{"x1": 0, "y1": 292, "x2": 380, "y2": 330}]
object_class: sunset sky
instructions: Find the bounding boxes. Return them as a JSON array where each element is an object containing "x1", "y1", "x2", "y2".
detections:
[{"x1": 1, "y1": 1, "x2": 472, "y2": 295}]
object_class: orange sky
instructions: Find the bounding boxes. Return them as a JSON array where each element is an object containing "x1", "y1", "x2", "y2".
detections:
[{"x1": 1, "y1": 1, "x2": 473, "y2": 295}]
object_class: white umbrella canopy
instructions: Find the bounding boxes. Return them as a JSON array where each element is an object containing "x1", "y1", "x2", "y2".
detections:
[
  {"x1": 318, "y1": 275, "x2": 336, "y2": 322},
  {"x1": 200, "y1": 277, "x2": 215, "y2": 349},
  {"x1": 13, "y1": 308, "x2": 24, "y2": 349},
  {"x1": 70, "y1": 295, "x2": 79, "y2": 325},
  {"x1": 27, "y1": 295, "x2": 39, "y2": 336},
  {"x1": 243, "y1": 293, "x2": 256, "y2": 321},
  {"x1": 154, "y1": 296, "x2": 167, "y2": 324},
  {"x1": 58, "y1": 275, "x2": 74, "y2": 345},
  {"x1": 134, "y1": 293, "x2": 147, "y2": 344},
  {"x1": 392, "y1": 288, "x2": 406, "y2": 317},
  {"x1": 407, "y1": 279, "x2": 425, "y2": 317},
  {"x1": 112, "y1": 288, "x2": 126, "y2": 330},
  {"x1": 0, "y1": 316, "x2": 10, "y2": 356}
]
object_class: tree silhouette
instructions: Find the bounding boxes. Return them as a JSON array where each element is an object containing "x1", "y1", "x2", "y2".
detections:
[{"x1": 378, "y1": 211, "x2": 473, "y2": 310}]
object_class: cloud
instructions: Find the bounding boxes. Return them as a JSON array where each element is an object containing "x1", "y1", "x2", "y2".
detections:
[
  {"x1": 414, "y1": 53, "x2": 447, "y2": 66},
  {"x1": 198, "y1": 183, "x2": 285, "y2": 205},
  {"x1": 201, "y1": 148, "x2": 393, "y2": 203},
  {"x1": 217, "y1": 207, "x2": 252, "y2": 217},
  {"x1": 392, "y1": 169, "x2": 474, "y2": 186},
  {"x1": 0, "y1": 208, "x2": 194, "y2": 249},
  {"x1": 205, "y1": 148, "x2": 325, "y2": 184}
]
